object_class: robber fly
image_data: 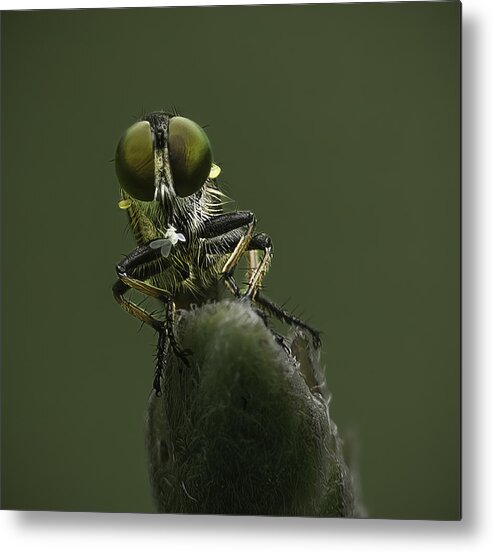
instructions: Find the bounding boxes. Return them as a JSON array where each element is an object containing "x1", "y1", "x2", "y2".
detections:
[{"x1": 112, "y1": 110, "x2": 320, "y2": 393}]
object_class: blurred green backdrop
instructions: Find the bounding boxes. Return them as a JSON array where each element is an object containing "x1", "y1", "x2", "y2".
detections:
[{"x1": 1, "y1": 2, "x2": 460, "y2": 519}]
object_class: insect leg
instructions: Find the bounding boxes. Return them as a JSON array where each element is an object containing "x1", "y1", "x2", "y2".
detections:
[
  {"x1": 203, "y1": 231, "x2": 271, "y2": 298},
  {"x1": 237, "y1": 235, "x2": 320, "y2": 346},
  {"x1": 113, "y1": 240, "x2": 184, "y2": 330},
  {"x1": 113, "y1": 278, "x2": 171, "y2": 393},
  {"x1": 242, "y1": 235, "x2": 294, "y2": 351},
  {"x1": 164, "y1": 298, "x2": 191, "y2": 368},
  {"x1": 200, "y1": 211, "x2": 258, "y2": 296},
  {"x1": 199, "y1": 211, "x2": 256, "y2": 239},
  {"x1": 204, "y1": 232, "x2": 321, "y2": 347},
  {"x1": 245, "y1": 249, "x2": 260, "y2": 285},
  {"x1": 221, "y1": 223, "x2": 255, "y2": 279},
  {"x1": 112, "y1": 279, "x2": 164, "y2": 331},
  {"x1": 243, "y1": 233, "x2": 272, "y2": 299},
  {"x1": 116, "y1": 241, "x2": 173, "y2": 302},
  {"x1": 153, "y1": 329, "x2": 168, "y2": 395},
  {"x1": 255, "y1": 293, "x2": 322, "y2": 348}
]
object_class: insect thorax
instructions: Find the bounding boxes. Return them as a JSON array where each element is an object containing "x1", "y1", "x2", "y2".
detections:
[{"x1": 122, "y1": 181, "x2": 228, "y2": 306}]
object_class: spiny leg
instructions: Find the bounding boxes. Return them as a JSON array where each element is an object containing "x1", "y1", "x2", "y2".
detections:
[
  {"x1": 199, "y1": 211, "x2": 256, "y2": 240},
  {"x1": 113, "y1": 240, "x2": 190, "y2": 386},
  {"x1": 113, "y1": 239, "x2": 188, "y2": 329},
  {"x1": 242, "y1": 241, "x2": 291, "y2": 353},
  {"x1": 112, "y1": 279, "x2": 164, "y2": 332},
  {"x1": 255, "y1": 292, "x2": 322, "y2": 348},
  {"x1": 245, "y1": 250, "x2": 260, "y2": 286},
  {"x1": 244, "y1": 233, "x2": 272, "y2": 299},
  {"x1": 113, "y1": 278, "x2": 172, "y2": 392},
  {"x1": 204, "y1": 229, "x2": 272, "y2": 300},
  {"x1": 220, "y1": 219, "x2": 255, "y2": 280},
  {"x1": 115, "y1": 239, "x2": 189, "y2": 316},
  {"x1": 165, "y1": 298, "x2": 191, "y2": 369},
  {"x1": 153, "y1": 329, "x2": 168, "y2": 395},
  {"x1": 243, "y1": 237, "x2": 321, "y2": 347},
  {"x1": 199, "y1": 211, "x2": 257, "y2": 297},
  {"x1": 203, "y1": 230, "x2": 321, "y2": 347},
  {"x1": 224, "y1": 274, "x2": 242, "y2": 298}
]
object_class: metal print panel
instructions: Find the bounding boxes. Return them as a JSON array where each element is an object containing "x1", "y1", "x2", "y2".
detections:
[{"x1": 1, "y1": 1, "x2": 461, "y2": 519}]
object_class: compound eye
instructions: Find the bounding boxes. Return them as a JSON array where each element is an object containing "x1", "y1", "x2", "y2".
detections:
[
  {"x1": 168, "y1": 116, "x2": 212, "y2": 197},
  {"x1": 115, "y1": 121, "x2": 155, "y2": 201}
]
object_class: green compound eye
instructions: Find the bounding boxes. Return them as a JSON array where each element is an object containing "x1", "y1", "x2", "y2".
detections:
[
  {"x1": 115, "y1": 121, "x2": 154, "y2": 201},
  {"x1": 168, "y1": 116, "x2": 213, "y2": 197}
]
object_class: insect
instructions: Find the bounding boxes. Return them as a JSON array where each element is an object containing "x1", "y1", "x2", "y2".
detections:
[{"x1": 112, "y1": 110, "x2": 321, "y2": 393}]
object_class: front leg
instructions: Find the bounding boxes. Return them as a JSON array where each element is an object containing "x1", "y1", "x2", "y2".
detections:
[
  {"x1": 113, "y1": 239, "x2": 187, "y2": 330},
  {"x1": 202, "y1": 224, "x2": 272, "y2": 299},
  {"x1": 115, "y1": 240, "x2": 174, "y2": 303},
  {"x1": 113, "y1": 241, "x2": 191, "y2": 389},
  {"x1": 199, "y1": 211, "x2": 257, "y2": 297},
  {"x1": 112, "y1": 278, "x2": 164, "y2": 332}
]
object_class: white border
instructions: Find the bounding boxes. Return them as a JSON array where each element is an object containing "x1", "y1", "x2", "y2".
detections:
[{"x1": 2, "y1": 0, "x2": 492, "y2": 551}]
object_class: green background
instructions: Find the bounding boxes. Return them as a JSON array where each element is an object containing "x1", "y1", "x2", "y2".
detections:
[{"x1": 1, "y1": 2, "x2": 460, "y2": 519}]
